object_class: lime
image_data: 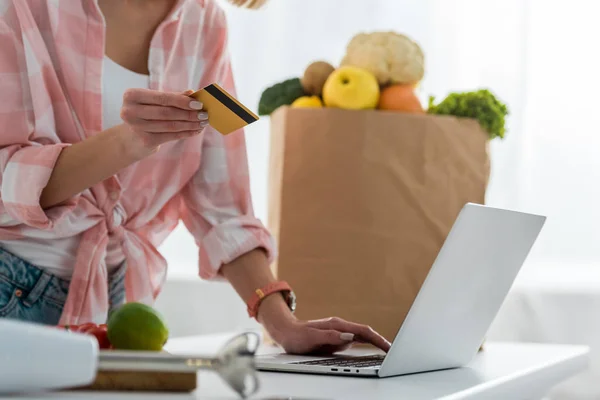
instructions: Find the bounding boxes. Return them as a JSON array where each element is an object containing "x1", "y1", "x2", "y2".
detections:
[{"x1": 107, "y1": 302, "x2": 169, "y2": 351}]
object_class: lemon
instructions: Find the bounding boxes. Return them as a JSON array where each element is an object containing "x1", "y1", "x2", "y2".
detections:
[
  {"x1": 291, "y1": 95, "x2": 323, "y2": 108},
  {"x1": 107, "y1": 302, "x2": 169, "y2": 351}
]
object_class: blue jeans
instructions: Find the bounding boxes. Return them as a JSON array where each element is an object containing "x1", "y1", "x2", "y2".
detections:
[{"x1": 0, "y1": 247, "x2": 126, "y2": 325}]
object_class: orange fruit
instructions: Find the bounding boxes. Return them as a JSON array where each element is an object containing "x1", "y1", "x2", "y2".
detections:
[{"x1": 377, "y1": 84, "x2": 424, "y2": 113}]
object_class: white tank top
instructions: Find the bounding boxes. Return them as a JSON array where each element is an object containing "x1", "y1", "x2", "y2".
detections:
[
  {"x1": 101, "y1": 57, "x2": 150, "y2": 271},
  {"x1": 0, "y1": 56, "x2": 149, "y2": 278}
]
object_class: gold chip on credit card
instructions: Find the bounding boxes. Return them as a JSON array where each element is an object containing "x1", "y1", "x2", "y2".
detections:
[{"x1": 189, "y1": 83, "x2": 259, "y2": 135}]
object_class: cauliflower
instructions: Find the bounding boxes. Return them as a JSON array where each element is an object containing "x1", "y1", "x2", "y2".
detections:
[{"x1": 340, "y1": 31, "x2": 425, "y2": 86}]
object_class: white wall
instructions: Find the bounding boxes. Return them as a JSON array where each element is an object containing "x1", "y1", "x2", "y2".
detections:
[
  {"x1": 154, "y1": 278, "x2": 259, "y2": 338},
  {"x1": 156, "y1": 0, "x2": 600, "y2": 343}
]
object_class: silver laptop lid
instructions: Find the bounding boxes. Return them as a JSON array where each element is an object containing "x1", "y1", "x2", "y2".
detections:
[{"x1": 379, "y1": 203, "x2": 546, "y2": 377}]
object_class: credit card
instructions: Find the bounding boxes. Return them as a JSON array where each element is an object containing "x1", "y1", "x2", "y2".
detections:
[{"x1": 189, "y1": 83, "x2": 259, "y2": 135}]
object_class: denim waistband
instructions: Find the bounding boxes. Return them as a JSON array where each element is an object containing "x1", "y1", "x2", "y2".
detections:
[
  {"x1": 0, "y1": 246, "x2": 126, "y2": 308},
  {"x1": 0, "y1": 246, "x2": 70, "y2": 307}
]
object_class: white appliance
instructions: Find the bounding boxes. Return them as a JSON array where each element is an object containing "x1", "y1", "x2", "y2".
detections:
[
  {"x1": 0, "y1": 319, "x2": 98, "y2": 393},
  {"x1": 0, "y1": 320, "x2": 259, "y2": 397},
  {"x1": 256, "y1": 203, "x2": 546, "y2": 377}
]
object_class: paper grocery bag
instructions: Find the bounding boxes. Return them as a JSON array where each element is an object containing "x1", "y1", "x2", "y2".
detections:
[{"x1": 267, "y1": 106, "x2": 490, "y2": 344}]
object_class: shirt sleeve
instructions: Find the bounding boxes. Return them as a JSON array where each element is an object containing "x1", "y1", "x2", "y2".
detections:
[
  {"x1": 179, "y1": 3, "x2": 276, "y2": 280},
  {"x1": 0, "y1": 14, "x2": 80, "y2": 230}
]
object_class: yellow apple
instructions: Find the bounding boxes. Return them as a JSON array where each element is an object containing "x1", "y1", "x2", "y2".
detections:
[{"x1": 322, "y1": 66, "x2": 380, "y2": 109}]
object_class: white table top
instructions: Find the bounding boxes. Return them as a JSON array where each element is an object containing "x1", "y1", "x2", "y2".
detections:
[
  {"x1": 13, "y1": 332, "x2": 589, "y2": 400},
  {"x1": 487, "y1": 263, "x2": 600, "y2": 400}
]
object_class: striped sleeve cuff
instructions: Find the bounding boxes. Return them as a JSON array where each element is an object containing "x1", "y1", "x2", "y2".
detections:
[
  {"x1": 198, "y1": 216, "x2": 277, "y2": 280},
  {"x1": 1, "y1": 144, "x2": 79, "y2": 229}
]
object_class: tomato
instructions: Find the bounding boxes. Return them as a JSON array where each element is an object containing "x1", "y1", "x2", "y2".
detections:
[
  {"x1": 55, "y1": 323, "x2": 112, "y2": 350},
  {"x1": 76, "y1": 323, "x2": 98, "y2": 333},
  {"x1": 87, "y1": 326, "x2": 111, "y2": 350},
  {"x1": 59, "y1": 324, "x2": 79, "y2": 331}
]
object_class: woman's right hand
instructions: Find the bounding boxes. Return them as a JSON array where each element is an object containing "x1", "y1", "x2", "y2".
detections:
[{"x1": 119, "y1": 88, "x2": 208, "y2": 159}]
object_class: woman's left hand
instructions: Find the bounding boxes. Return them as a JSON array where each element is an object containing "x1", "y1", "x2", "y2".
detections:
[{"x1": 267, "y1": 315, "x2": 392, "y2": 355}]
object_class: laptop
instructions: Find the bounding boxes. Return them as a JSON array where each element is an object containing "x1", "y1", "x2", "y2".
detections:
[{"x1": 256, "y1": 203, "x2": 546, "y2": 378}]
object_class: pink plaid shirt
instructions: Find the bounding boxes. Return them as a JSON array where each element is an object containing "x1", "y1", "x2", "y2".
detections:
[{"x1": 0, "y1": 0, "x2": 275, "y2": 325}]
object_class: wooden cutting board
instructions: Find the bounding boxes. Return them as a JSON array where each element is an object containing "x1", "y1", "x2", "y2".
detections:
[
  {"x1": 68, "y1": 350, "x2": 200, "y2": 392},
  {"x1": 72, "y1": 370, "x2": 197, "y2": 392},
  {"x1": 71, "y1": 371, "x2": 198, "y2": 392}
]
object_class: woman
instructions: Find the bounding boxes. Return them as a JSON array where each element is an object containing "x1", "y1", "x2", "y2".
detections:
[{"x1": 0, "y1": 0, "x2": 390, "y2": 355}]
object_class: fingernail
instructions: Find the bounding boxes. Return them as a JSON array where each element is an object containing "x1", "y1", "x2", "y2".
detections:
[
  {"x1": 200, "y1": 120, "x2": 209, "y2": 127},
  {"x1": 190, "y1": 100, "x2": 203, "y2": 110},
  {"x1": 340, "y1": 333, "x2": 355, "y2": 341},
  {"x1": 197, "y1": 111, "x2": 208, "y2": 120}
]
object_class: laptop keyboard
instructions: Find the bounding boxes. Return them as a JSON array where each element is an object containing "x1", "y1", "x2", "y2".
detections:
[{"x1": 291, "y1": 355, "x2": 385, "y2": 368}]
